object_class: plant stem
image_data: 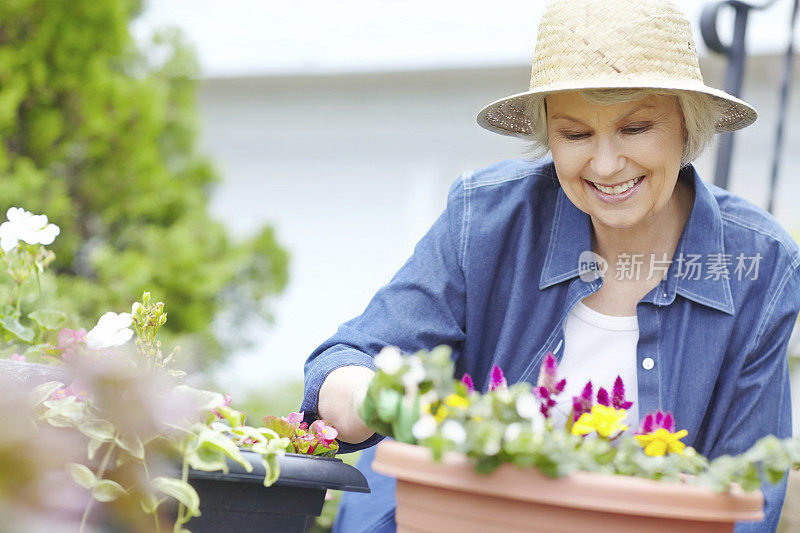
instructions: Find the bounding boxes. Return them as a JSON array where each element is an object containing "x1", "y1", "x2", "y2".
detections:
[
  {"x1": 79, "y1": 440, "x2": 116, "y2": 533},
  {"x1": 173, "y1": 455, "x2": 190, "y2": 533}
]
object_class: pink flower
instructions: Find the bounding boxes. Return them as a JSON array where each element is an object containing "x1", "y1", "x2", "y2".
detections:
[
  {"x1": 596, "y1": 387, "x2": 610, "y2": 407},
  {"x1": 58, "y1": 328, "x2": 87, "y2": 349},
  {"x1": 10, "y1": 353, "x2": 25, "y2": 362},
  {"x1": 285, "y1": 412, "x2": 304, "y2": 425},
  {"x1": 310, "y1": 420, "x2": 338, "y2": 444},
  {"x1": 571, "y1": 381, "x2": 593, "y2": 421},
  {"x1": 611, "y1": 376, "x2": 634, "y2": 410},
  {"x1": 460, "y1": 373, "x2": 475, "y2": 393},
  {"x1": 489, "y1": 364, "x2": 507, "y2": 391},
  {"x1": 222, "y1": 393, "x2": 232, "y2": 407}
]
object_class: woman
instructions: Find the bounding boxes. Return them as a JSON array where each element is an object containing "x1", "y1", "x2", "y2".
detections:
[{"x1": 302, "y1": 1, "x2": 800, "y2": 531}]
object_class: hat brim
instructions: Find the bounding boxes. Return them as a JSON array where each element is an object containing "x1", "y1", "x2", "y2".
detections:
[{"x1": 476, "y1": 81, "x2": 757, "y2": 139}]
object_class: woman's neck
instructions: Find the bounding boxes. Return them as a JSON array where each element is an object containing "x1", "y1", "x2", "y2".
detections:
[{"x1": 591, "y1": 178, "x2": 695, "y2": 278}]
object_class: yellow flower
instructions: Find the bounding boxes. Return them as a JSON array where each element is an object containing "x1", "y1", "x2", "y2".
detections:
[
  {"x1": 570, "y1": 404, "x2": 628, "y2": 438},
  {"x1": 424, "y1": 402, "x2": 449, "y2": 423},
  {"x1": 635, "y1": 428, "x2": 689, "y2": 456},
  {"x1": 444, "y1": 394, "x2": 469, "y2": 409}
]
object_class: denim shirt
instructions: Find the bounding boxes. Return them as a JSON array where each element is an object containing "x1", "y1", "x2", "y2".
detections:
[{"x1": 302, "y1": 158, "x2": 800, "y2": 533}]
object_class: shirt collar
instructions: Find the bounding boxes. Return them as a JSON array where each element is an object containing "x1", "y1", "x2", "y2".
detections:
[{"x1": 539, "y1": 163, "x2": 735, "y2": 315}]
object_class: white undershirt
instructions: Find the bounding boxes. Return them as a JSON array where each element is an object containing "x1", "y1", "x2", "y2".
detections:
[{"x1": 550, "y1": 301, "x2": 640, "y2": 432}]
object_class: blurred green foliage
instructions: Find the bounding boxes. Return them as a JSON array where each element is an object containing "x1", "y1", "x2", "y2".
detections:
[{"x1": 0, "y1": 0, "x2": 288, "y2": 366}]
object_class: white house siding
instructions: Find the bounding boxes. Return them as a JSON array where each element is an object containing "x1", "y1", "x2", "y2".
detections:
[{"x1": 198, "y1": 56, "x2": 800, "y2": 433}]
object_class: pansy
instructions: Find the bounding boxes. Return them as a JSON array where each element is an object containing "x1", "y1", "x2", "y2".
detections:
[
  {"x1": 570, "y1": 404, "x2": 628, "y2": 438},
  {"x1": 635, "y1": 428, "x2": 689, "y2": 456},
  {"x1": 0, "y1": 207, "x2": 60, "y2": 252},
  {"x1": 635, "y1": 410, "x2": 688, "y2": 456},
  {"x1": 86, "y1": 312, "x2": 134, "y2": 349}
]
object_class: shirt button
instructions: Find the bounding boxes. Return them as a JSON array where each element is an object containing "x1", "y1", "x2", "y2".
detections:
[{"x1": 642, "y1": 357, "x2": 655, "y2": 370}]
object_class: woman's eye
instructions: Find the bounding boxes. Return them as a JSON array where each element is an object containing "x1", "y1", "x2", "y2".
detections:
[
  {"x1": 622, "y1": 124, "x2": 652, "y2": 134},
  {"x1": 562, "y1": 131, "x2": 591, "y2": 140}
]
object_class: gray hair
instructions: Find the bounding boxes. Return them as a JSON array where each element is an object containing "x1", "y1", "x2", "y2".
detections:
[{"x1": 522, "y1": 89, "x2": 728, "y2": 167}]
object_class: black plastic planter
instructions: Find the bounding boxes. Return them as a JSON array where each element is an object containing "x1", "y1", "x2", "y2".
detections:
[{"x1": 187, "y1": 450, "x2": 370, "y2": 532}]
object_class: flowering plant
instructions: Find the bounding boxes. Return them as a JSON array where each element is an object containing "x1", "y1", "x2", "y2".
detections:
[
  {"x1": 0, "y1": 207, "x2": 340, "y2": 532},
  {"x1": 359, "y1": 345, "x2": 800, "y2": 491}
]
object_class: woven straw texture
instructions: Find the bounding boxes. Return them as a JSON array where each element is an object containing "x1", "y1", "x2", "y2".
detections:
[{"x1": 477, "y1": 0, "x2": 757, "y2": 138}]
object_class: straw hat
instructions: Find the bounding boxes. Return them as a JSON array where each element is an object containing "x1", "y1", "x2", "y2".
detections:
[{"x1": 476, "y1": 0, "x2": 757, "y2": 138}]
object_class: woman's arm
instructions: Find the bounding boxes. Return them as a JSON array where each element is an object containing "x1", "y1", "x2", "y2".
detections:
[
  {"x1": 318, "y1": 365, "x2": 376, "y2": 444},
  {"x1": 709, "y1": 261, "x2": 800, "y2": 532}
]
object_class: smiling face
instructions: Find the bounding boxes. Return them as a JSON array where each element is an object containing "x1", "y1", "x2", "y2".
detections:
[{"x1": 546, "y1": 91, "x2": 687, "y2": 231}]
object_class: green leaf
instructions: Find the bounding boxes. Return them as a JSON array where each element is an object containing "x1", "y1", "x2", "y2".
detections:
[
  {"x1": 140, "y1": 493, "x2": 164, "y2": 514},
  {"x1": 28, "y1": 309, "x2": 67, "y2": 331},
  {"x1": 0, "y1": 315, "x2": 35, "y2": 343},
  {"x1": 261, "y1": 416, "x2": 295, "y2": 439},
  {"x1": 91, "y1": 479, "x2": 128, "y2": 502},
  {"x1": 67, "y1": 462, "x2": 97, "y2": 490},
  {"x1": 377, "y1": 389, "x2": 401, "y2": 423},
  {"x1": 115, "y1": 432, "x2": 145, "y2": 460},
  {"x1": 262, "y1": 454, "x2": 280, "y2": 487},
  {"x1": 152, "y1": 477, "x2": 201, "y2": 517},
  {"x1": 78, "y1": 419, "x2": 115, "y2": 442},
  {"x1": 172, "y1": 385, "x2": 224, "y2": 412},
  {"x1": 29, "y1": 381, "x2": 64, "y2": 406},
  {"x1": 87, "y1": 438, "x2": 104, "y2": 461}
]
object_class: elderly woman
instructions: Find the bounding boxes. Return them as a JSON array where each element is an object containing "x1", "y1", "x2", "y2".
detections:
[{"x1": 302, "y1": 0, "x2": 800, "y2": 531}]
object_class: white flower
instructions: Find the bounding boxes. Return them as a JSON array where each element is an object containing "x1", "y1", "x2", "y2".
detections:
[
  {"x1": 412, "y1": 414, "x2": 438, "y2": 440},
  {"x1": 401, "y1": 357, "x2": 426, "y2": 390},
  {"x1": 440, "y1": 420, "x2": 467, "y2": 445},
  {"x1": 86, "y1": 312, "x2": 134, "y2": 349},
  {"x1": 515, "y1": 393, "x2": 539, "y2": 419},
  {"x1": 374, "y1": 346, "x2": 403, "y2": 375},
  {"x1": 131, "y1": 301, "x2": 142, "y2": 314},
  {"x1": 504, "y1": 422, "x2": 522, "y2": 443},
  {"x1": 0, "y1": 207, "x2": 60, "y2": 252}
]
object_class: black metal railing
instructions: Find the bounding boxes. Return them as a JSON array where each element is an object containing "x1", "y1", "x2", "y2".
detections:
[{"x1": 700, "y1": 0, "x2": 799, "y2": 212}]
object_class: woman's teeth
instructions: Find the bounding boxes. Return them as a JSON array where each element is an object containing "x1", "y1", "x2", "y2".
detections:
[{"x1": 593, "y1": 176, "x2": 643, "y2": 195}]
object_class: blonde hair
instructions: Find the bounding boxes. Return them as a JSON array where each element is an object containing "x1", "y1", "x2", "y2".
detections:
[{"x1": 523, "y1": 89, "x2": 728, "y2": 167}]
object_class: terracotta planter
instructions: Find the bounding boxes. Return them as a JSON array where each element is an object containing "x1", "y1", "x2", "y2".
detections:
[{"x1": 372, "y1": 439, "x2": 763, "y2": 533}]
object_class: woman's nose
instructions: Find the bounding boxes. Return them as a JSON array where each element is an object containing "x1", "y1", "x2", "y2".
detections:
[{"x1": 589, "y1": 136, "x2": 625, "y2": 178}]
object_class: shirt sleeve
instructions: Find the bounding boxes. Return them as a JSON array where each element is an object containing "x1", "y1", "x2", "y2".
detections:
[
  {"x1": 710, "y1": 261, "x2": 800, "y2": 532},
  {"x1": 301, "y1": 174, "x2": 469, "y2": 454}
]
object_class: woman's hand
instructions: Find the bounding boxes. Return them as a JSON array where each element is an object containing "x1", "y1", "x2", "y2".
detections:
[{"x1": 318, "y1": 365, "x2": 376, "y2": 444}]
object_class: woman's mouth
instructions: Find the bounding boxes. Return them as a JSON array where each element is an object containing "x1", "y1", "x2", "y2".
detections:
[{"x1": 586, "y1": 175, "x2": 645, "y2": 203}]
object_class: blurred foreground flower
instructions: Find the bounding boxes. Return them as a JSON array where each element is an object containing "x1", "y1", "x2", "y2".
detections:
[{"x1": 0, "y1": 207, "x2": 60, "y2": 252}]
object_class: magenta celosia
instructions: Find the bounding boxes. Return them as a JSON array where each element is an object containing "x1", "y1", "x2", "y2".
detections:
[
  {"x1": 638, "y1": 410, "x2": 676, "y2": 434},
  {"x1": 571, "y1": 381, "x2": 593, "y2": 421},
  {"x1": 460, "y1": 372, "x2": 475, "y2": 393},
  {"x1": 534, "y1": 353, "x2": 566, "y2": 418},
  {"x1": 489, "y1": 364, "x2": 507, "y2": 391},
  {"x1": 611, "y1": 376, "x2": 634, "y2": 410},
  {"x1": 597, "y1": 387, "x2": 610, "y2": 407}
]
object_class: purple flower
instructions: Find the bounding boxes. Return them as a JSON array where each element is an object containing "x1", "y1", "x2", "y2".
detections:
[
  {"x1": 596, "y1": 387, "x2": 610, "y2": 407},
  {"x1": 571, "y1": 381, "x2": 593, "y2": 421},
  {"x1": 638, "y1": 410, "x2": 676, "y2": 434},
  {"x1": 460, "y1": 373, "x2": 475, "y2": 393},
  {"x1": 611, "y1": 376, "x2": 634, "y2": 410},
  {"x1": 489, "y1": 364, "x2": 507, "y2": 391}
]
